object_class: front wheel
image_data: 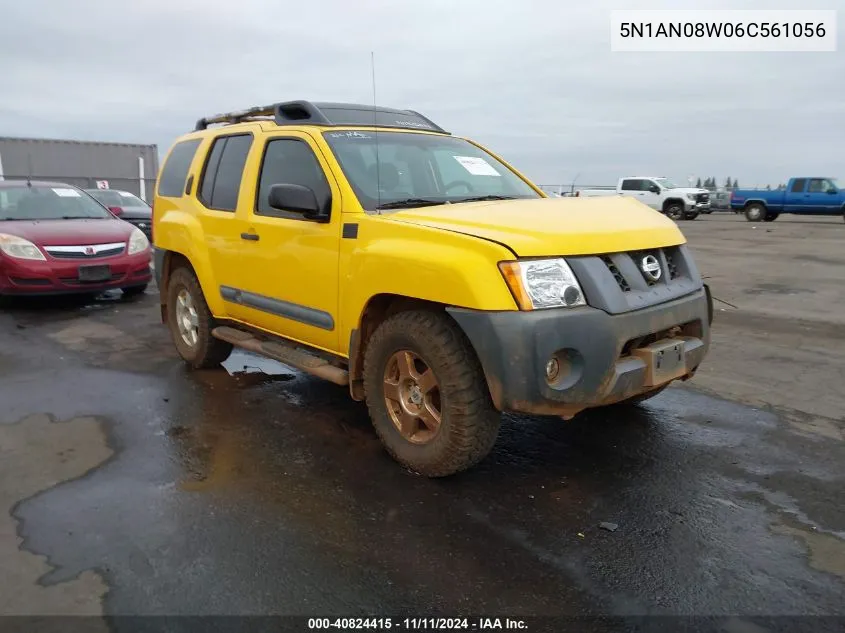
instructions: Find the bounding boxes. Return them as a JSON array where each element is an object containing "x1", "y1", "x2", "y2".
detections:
[
  {"x1": 763, "y1": 212, "x2": 779, "y2": 222},
  {"x1": 166, "y1": 267, "x2": 232, "y2": 369},
  {"x1": 665, "y1": 202, "x2": 685, "y2": 221},
  {"x1": 683, "y1": 211, "x2": 699, "y2": 220},
  {"x1": 745, "y1": 203, "x2": 766, "y2": 222},
  {"x1": 363, "y1": 310, "x2": 501, "y2": 477}
]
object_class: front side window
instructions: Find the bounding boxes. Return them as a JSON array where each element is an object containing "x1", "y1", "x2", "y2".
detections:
[
  {"x1": 322, "y1": 131, "x2": 539, "y2": 212},
  {"x1": 256, "y1": 139, "x2": 331, "y2": 219},
  {"x1": 807, "y1": 178, "x2": 838, "y2": 193},
  {"x1": 0, "y1": 185, "x2": 113, "y2": 220}
]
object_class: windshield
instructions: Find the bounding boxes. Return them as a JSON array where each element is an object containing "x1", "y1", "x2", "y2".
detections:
[
  {"x1": 0, "y1": 184, "x2": 113, "y2": 220},
  {"x1": 654, "y1": 178, "x2": 681, "y2": 189},
  {"x1": 322, "y1": 131, "x2": 540, "y2": 211}
]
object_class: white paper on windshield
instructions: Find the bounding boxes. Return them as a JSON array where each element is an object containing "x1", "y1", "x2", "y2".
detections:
[
  {"x1": 52, "y1": 188, "x2": 81, "y2": 197},
  {"x1": 452, "y1": 156, "x2": 501, "y2": 177},
  {"x1": 119, "y1": 191, "x2": 135, "y2": 197}
]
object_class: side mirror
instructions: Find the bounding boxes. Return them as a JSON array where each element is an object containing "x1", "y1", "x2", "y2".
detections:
[
  {"x1": 108, "y1": 206, "x2": 123, "y2": 216},
  {"x1": 268, "y1": 184, "x2": 327, "y2": 221},
  {"x1": 827, "y1": 188, "x2": 838, "y2": 194},
  {"x1": 649, "y1": 185, "x2": 661, "y2": 194}
]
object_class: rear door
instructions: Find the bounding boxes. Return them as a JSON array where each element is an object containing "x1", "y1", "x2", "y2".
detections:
[
  {"x1": 784, "y1": 178, "x2": 806, "y2": 212},
  {"x1": 192, "y1": 129, "x2": 258, "y2": 318}
]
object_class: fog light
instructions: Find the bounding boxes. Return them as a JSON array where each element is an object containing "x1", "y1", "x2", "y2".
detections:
[
  {"x1": 562, "y1": 286, "x2": 582, "y2": 306},
  {"x1": 545, "y1": 358, "x2": 560, "y2": 381}
]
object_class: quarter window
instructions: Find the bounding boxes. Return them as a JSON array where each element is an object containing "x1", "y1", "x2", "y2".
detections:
[{"x1": 158, "y1": 139, "x2": 201, "y2": 198}]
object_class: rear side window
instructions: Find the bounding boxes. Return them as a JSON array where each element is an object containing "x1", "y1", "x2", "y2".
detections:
[
  {"x1": 199, "y1": 134, "x2": 253, "y2": 211},
  {"x1": 790, "y1": 179, "x2": 806, "y2": 193},
  {"x1": 621, "y1": 179, "x2": 641, "y2": 191},
  {"x1": 158, "y1": 139, "x2": 201, "y2": 197},
  {"x1": 256, "y1": 139, "x2": 331, "y2": 218}
]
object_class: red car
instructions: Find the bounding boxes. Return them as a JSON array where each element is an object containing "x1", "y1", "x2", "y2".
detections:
[{"x1": 0, "y1": 180, "x2": 152, "y2": 298}]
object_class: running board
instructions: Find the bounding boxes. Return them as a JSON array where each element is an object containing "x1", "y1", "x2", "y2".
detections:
[{"x1": 211, "y1": 326, "x2": 349, "y2": 386}]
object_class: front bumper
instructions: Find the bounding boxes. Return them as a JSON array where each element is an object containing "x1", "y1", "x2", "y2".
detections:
[
  {"x1": 447, "y1": 288, "x2": 712, "y2": 418},
  {"x1": 686, "y1": 200, "x2": 711, "y2": 212},
  {"x1": 0, "y1": 250, "x2": 152, "y2": 296}
]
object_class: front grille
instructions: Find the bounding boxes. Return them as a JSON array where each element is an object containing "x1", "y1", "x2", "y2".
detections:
[
  {"x1": 665, "y1": 251, "x2": 679, "y2": 280},
  {"x1": 696, "y1": 193, "x2": 709, "y2": 203},
  {"x1": 600, "y1": 246, "x2": 686, "y2": 291},
  {"x1": 47, "y1": 246, "x2": 125, "y2": 259},
  {"x1": 10, "y1": 277, "x2": 51, "y2": 286},
  {"x1": 601, "y1": 256, "x2": 630, "y2": 292},
  {"x1": 125, "y1": 218, "x2": 152, "y2": 237},
  {"x1": 59, "y1": 273, "x2": 124, "y2": 286}
]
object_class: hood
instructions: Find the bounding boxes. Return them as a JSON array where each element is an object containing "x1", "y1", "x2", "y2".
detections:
[
  {"x1": 0, "y1": 217, "x2": 135, "y2": 246},
  {"x1": 385, "y1": 196, "x2": 686, "y2": 257},
  {"x1": 670, "y1": 188, "x2": 709, "y2": 195}
]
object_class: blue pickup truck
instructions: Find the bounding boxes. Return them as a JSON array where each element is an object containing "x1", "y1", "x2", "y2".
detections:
[{"x1": 730, "y1": 177, "x2": 845, "y2": 222}]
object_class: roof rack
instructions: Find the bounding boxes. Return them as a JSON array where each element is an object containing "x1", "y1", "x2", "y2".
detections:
[{"x1": 194, "y1": 100, "x2": 449, "y2": 134}]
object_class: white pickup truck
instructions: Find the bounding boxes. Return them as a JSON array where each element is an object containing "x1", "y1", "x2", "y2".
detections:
[{"x1": 578, "y1": 177, "x2": 711, "y2": 221}]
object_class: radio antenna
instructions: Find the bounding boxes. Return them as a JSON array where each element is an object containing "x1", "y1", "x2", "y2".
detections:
[{"x1": 371, "y1": 51, "x2": 382, "y2": 214}]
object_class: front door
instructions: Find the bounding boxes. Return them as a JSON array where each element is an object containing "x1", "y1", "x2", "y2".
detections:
[
  {"x1": 803, "y1": 178, "x2": 840, "y2": 214},
  {"x1": 639, "y1": 179, "x2": 662, "y2": 210},
  {"x1": 231, "y1": 132, "x2": 343, "y2": 354}
]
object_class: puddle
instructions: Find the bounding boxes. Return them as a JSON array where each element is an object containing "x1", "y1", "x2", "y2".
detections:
[{"x1": 222, "y1": 350, "x2": 299, "y2": 381}]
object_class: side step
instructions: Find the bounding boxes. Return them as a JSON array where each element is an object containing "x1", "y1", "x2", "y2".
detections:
[{"x1": 211, "y1": 326, "x2": 349, "y2": 386}]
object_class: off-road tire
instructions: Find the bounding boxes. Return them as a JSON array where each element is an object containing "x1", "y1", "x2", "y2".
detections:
[
  {"x1": 363, "y1": 310, "x2": 501, "y2": 477},
  {"x1": 121, "y1": 284, "x2": 148, "y2": 297},
  {"x1": 745, "y1": 203, "x2": 766, "y2": 222},
  {"x1": 665, "y1": 202, "x2": 685, "y2": 221},
  {"x1": 166, "y1": 267, "x2": 232, "y2": 369}
]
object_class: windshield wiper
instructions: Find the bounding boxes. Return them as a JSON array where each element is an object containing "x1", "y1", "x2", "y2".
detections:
[
  {"x1": 454, "y1": 195, "x2": 518, "y2": 203},
  {"x1": 376, "y1": 198, "x2": 447, "y2": 210}
]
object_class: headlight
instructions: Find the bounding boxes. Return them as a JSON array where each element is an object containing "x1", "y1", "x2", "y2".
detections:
[
  {"x1": 686, "y1": 193, "x2": 698, "y2": 201},
  {"x1": 0, "y1": 233, "x2": 46, "y2": 260},
  {"x1": 127, "y1": 227, "x2": 150, "y2": 255},
  {"x1": 498, "y1": 258, "x2": 586, "y2": 310}
]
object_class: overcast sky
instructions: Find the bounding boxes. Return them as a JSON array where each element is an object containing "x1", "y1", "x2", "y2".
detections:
[{"x1": 1, "y1": 0, "x2": 842, "y2": 187}]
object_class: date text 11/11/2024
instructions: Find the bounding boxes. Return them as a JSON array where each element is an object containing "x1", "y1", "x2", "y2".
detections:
[{"x1": 307, "y1": 618, "x2": 528, "y2": 630}]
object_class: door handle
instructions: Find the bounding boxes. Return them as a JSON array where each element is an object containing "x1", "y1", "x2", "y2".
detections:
[{"x1": 240, "y1": 232, "x2": 259, "y2": 241}]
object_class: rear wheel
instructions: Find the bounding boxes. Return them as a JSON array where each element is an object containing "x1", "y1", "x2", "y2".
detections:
[
  {"x1": 166, "y1": 267, "x2": 232, "y2": 369},
  {"x1": 745, "y1": 203, "x2": 766, "y2": 222},
  {"x1": 363, "y1": 310, "x2": 501, "y2": 477}
]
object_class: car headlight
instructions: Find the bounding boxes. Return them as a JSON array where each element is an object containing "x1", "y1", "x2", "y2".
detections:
[
  {"x1": 0, "y1": 233, "x2": 46, "y2": 261},
  {"x1": 498, "y1": 258, "x2": 586, "y2": 310},
  {"x1": 127, "y1": 227, "x2": 150, "y2": 255},
  {"x1": 686, "y1": 193, "x2": 698, "y2": 201}
]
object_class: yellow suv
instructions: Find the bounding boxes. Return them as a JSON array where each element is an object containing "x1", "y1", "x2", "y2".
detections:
[{"x1": 152, "y1": 100, "x2": 712, "y2": 477}]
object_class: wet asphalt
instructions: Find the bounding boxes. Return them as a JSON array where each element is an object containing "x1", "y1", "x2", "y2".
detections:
[{"x1": 1, "y1": 289, "x2": 844, "y2": 627}]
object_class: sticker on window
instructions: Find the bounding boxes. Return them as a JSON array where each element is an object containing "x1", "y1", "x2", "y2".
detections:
[
  {"x1": 452, "y1": 156, "x2": 501, "y2": 177},
  {"x1": 329, "y1": 131, "x2": 372, "y2": 139},
  {"x1": 52, "y1": 188, "x2": 81, "y2": 197},
  {"x1": 119, "y1": 191, "x2": 135, "y2": 197}
]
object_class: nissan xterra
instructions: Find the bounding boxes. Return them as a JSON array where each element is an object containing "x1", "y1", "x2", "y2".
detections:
[{"x1": 152, "y1": 100, "x2": 713, "y2": 477}]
